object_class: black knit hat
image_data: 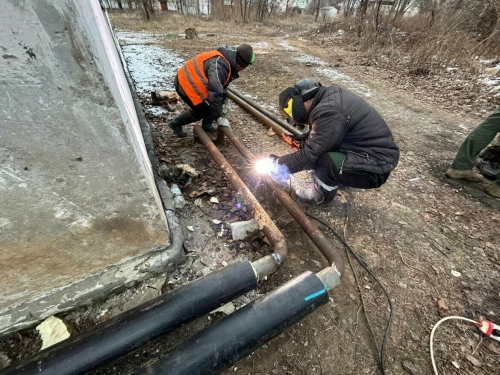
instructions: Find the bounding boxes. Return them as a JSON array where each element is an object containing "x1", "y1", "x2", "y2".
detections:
[{"x1": 236, "y1": 44, "x2": 255, "y2": 68}]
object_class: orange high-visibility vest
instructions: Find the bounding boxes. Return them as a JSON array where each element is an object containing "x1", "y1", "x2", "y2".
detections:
[{"x1": 177, "y1": 51, "x2": 231, "y2": 106}]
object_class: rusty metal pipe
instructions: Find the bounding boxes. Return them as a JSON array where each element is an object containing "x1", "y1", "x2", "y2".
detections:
[
  {"x1": 193, "y1": 126, "x2": 287, "y2": 266},
  {"x1": 227, "y1": 91, "x2": 297, "y2": 137},
  {"x1": 228, "y1": 88, "x2": 300, "y2": 136},
  {"x1": 219, "y1": 126, "x2": 344, "y2": 278}
]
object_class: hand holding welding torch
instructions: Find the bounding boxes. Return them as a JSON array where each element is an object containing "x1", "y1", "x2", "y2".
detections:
[{"x1": 255, "y1": 155, "x2": 290, "y2": 183}]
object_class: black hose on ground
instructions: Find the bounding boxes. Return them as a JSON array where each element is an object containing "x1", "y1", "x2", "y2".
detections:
[
  {"x1": 134, "y1": 270, "x2": 330, "y2": 375},
  {"x1": 0, "y1": 261, "x2": 259, "y2": 375},
  {"x1": 305, "y1": 213, "x2": 393, "y2": 375}
]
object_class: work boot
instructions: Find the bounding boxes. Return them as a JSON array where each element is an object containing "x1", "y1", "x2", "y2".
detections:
[
  {"x1": 295, "y1": 182, "x2": 337, "y2": 205},
  {"x1": 486, "y1": 183, "x2": 500, "y2": 198},
  {"x1": 168, "y1": 110, "x2": 195, "y2": 138},
  {"x1": 168, "y1": 121, "x2": 187, "y2": 138},
  {"x1": 201, "y1": 117, "x2": 217, "y2": 133},
  {"x1": 445, "y1": 168, "x2": 484, "y2": 182}
]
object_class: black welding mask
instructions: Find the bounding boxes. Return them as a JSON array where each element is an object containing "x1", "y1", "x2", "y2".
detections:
[{"x1": 279, "y1": 78, "x2": 322, "y2": 125}]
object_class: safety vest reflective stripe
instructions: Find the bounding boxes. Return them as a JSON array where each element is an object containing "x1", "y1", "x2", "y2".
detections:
[{"x1": 178, "y1": 50, "x2": 231, "y2": 106}]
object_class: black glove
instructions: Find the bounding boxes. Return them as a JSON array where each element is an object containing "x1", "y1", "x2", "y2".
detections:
[
  {"x1": 291, "y1": 131, "x2": 310, "y2": 142},
  {"x1": 269, "y1": 154, "x2": 279, "y2": 163}
]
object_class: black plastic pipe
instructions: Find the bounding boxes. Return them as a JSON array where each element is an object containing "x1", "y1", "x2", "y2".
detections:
[
  {"x1": 135, "y1": 271, "x2": 329, "y2": 375},
  {"x1": 0, "y1": 261, "x2": 258, "y2": 375}
]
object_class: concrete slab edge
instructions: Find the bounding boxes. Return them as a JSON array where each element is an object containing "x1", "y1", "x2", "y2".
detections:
[
  {"x1": 0, "y1": 11, "x2": 186, "y2": 337},
  {"x1": 0, "y1": 210, "x2": 184, "y2": 337}
]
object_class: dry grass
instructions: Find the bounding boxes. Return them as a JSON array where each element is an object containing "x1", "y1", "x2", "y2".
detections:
[{"x1": 109, "y1": 7, "x2": 499, "y2": 79}]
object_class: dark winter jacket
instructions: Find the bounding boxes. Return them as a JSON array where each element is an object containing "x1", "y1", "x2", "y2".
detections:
[
  {"x1": 203, "y1": 45, "x2": 240, "y2": 118},
  {"x1": 175, "y1": 45, "x2": 240, "y2": 119},
  {"x1": 278, "y1": 85, "x2": 399, "y2": 175}
]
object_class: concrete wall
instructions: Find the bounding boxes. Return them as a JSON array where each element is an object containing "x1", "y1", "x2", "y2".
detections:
[{"x1": 0, "y1": 0, "x2": 179, "y2": 335}]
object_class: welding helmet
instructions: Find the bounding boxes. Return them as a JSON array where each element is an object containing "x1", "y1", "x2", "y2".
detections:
[
  {"x1": 294, "y1": 78, "x2": 322, "y2": 101},
  {"x1": 279, "y1": 78, "x2": 322, "y2": 124}
]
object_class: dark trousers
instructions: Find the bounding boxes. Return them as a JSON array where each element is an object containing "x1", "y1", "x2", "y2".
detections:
[
  {"x1": 451, "y1": 106, "x2": 500, "y2": 186},
  {"x1": 314, "y1": 152, "x2": 390, "y2": 189},
  {"x1": 174, "y1": 76, "x2": 215, "y2": 127}
]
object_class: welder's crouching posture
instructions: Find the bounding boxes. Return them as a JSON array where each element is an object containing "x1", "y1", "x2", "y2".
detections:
[
  {"x1": 168, "y1": 44, "x2": 255, "y2": 138},
  {"x1": 270, "y1": 78, "x2": 400, "y2": 205}
]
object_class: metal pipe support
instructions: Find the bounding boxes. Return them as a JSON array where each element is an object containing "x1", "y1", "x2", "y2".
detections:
[
  {"x1": 228, "y1": 88, "x2": 300, "y2": 136},
  {"x1": 193, "y1": 126, "x2": 287, "y2": 266},
  {"x1": 227, "y1": 92, "x2": 295, "y2": 137},
  {"x1": 218, "y1": 126, "x2": 344, "y2": 278}
]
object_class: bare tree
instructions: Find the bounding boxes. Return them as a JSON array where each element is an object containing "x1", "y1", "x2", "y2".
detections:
[
  {"x1": 374, "y1": 0, "x2": 384, "y2": 34},
  {"x1": 343, "y1": 0, "x2": 357, "y2": 17},
  {"x1": 285, "y1": 0, "x2": 291, "y2": 16},
  {"x1": 357, "y1": 0, "x2": 369, "y2": 37},
  {"x1": 314, "y1": 0, "x2": 322, "y2": 21},
  {"x1": 256, "y1": 0, "x2": 267, "y2": 21},
  {"x1": 178, "y1": 0, "x2": 185, "y2": 15},
  {"x1": 142, "y1": 0, "x2": 154, "y2": 20}
]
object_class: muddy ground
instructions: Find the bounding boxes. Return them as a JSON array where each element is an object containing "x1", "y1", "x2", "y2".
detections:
[{"x1": 1, "y1": 12, "x2": 499, "y2": 375}]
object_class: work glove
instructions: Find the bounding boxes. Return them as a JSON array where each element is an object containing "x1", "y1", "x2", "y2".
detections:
[
  {"x1": 268, "y1": 154, "x2": 290, "y2": 183},
  {"x1": 222, "y1": 99, "x2": 232, "y2": 116},
  {"x1": 291, "y1": 131, "x2": 310, "y2": 150},
  {"x1": 282, "y1": 131, "x2": 309, "y2": 151},
  {"x1": 217, "y1": 117, "x2": 231, "y2": 128},
  {"x1": 291, "y1": 131, "x2": 310, "y2": 142}
]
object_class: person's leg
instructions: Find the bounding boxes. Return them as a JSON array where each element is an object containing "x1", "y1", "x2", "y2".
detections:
[
  {"x1": 169, "y1": 78, "x2": 209, "y2": 137},
  {"x1": 296, "y1": 152, "x2": 390, "y2": 204},
  {"x1": 315, "y1": 152, "x2": 389, "y2": 188},
  {"x1": 201, "y1": 115, "x2": 218, "y2": 133},
  {"x1": 446, "y1": 106, "x2": 500, "y2": 180}
]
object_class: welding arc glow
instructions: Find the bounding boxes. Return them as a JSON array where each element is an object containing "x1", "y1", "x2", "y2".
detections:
[{"x1": 254, "y1": 158, "x2": 274, "y2": 175}]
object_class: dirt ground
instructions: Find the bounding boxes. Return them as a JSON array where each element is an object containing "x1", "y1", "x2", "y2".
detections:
[{"x1": 1, "y1": 12, "x2": 499, "y2": 375}]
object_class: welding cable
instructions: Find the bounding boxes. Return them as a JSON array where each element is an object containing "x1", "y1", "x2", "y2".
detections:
[{"x1": 305, "y1": 212, "x2": 393, "y2": 375}]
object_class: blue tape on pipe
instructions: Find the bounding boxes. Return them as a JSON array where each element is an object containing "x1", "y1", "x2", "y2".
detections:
[{"x1": 304, "y1": 284, "x2": 327, "y2": 301}]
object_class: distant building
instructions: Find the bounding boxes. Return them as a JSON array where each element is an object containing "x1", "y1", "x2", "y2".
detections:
[
  {"x1": 160, "y1": 0, "x2": 210, "y2": 15},
  {"x1": 319, "y1": 6, "x2": 339, "y2": 20},
  {"x1": 280, "y1": 0, "x2": 310, "y2": 14}
]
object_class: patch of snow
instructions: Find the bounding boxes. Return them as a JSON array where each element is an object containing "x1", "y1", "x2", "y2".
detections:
[
  {"x1": 318, "y1": 68, "x2": 373, "y2": 97},
  {"x1": 484, "y1": 78, "x2": 500, "y2": 86},
  {"x1": 116, "y1": 31, "x2": 164, "y2": 45},
  {"x1": 279, "y1": 41, "x2": 297, "y2": 51},
  {"x1": 146, "y1": 106, "x2": 169, "y2": 116},
  {"x1": 118, "y1": 39, "x2": 184, "y2": 95},
  {"x1": 281, "y1": 45, "x2": 374, "y2": 98},
  {"x1": 296, "y1": 55, "x2": 326, "y2": 66}
]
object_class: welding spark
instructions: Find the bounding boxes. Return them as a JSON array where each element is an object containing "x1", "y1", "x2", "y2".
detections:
[{"x1": 254, "y1": 157, "x2": 275, "y2": 175}]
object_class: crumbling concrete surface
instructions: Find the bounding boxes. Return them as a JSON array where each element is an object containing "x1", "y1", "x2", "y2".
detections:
[{"x1": 0, "y1": 0, "x2": 181, "y2": 335}]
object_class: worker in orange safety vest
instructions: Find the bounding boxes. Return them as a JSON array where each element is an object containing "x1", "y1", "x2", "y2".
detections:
[{"x1": 168, "y1": 44, "x2": 255, "y2": 138}]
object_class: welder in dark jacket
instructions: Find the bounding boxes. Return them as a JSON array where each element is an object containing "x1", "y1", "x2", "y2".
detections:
[
  {"x1": 168, "y1": 44, "x2": 255, "y2": 138},
  {"x1": 269, "y1": 78, "x2": 399, "y2": 204}
]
